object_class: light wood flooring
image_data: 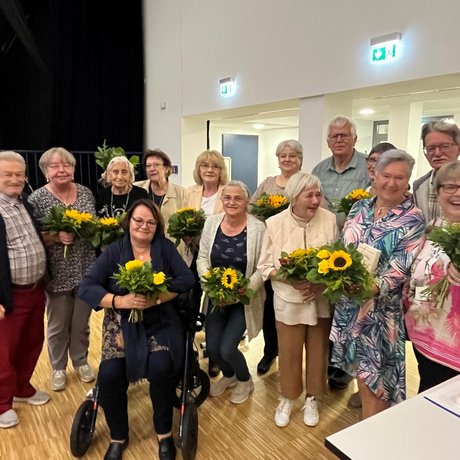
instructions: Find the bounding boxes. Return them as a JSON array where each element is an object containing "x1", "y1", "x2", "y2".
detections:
[{"x1": 1, "y1": 312, "x2": 420, "y2": 460}]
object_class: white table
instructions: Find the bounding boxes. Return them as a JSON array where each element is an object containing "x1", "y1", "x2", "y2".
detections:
[{"x1": 325, "y1": 375, "x2": 460, "y2": 460}]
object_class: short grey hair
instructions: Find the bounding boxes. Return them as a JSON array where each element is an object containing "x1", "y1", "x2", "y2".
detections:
[
  {"x1": 103, "y1": 156, "x2": 135, "y2": 184},
  {"x1": 275, "y1": 139, "x2": 303, "y2": 165},
  {"x1": 285, "y1": 172, "x2": 321, "y2": 202},
  {"x1": 421, "y1": 120, "x2": 460, "y2": 146},
  {"x1": 0, "y1": 151, "x2": 26, "y2": 167},
  {"x1": 434, "y1": 160, "x2": 460, "y2": 192},
  {"x1": 222, "y1": 180, "x2": 251, "y2": 200},
  {"x1": 327, "y1": 115, "x2": 357, "y2": 138},
  {"x1": 39, "y1": 147, "x2": 76, "y2": 175},
  {"x1": 375, "y1": 149, "x2": 415, "y2": 179}
]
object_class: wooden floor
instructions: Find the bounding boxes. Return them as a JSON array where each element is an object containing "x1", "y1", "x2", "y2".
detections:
[{"x1": 1, "y1": 313, "x2": 420, "y2": 460}]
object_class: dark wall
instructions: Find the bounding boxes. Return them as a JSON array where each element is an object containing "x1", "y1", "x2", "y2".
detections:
[{"x1": 0, "y1": 0, "x2": 144, "y2": 153}]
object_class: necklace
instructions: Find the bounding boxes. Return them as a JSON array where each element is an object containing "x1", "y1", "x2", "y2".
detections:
[
  {"x1": 110, "y1": 190, "x2": 130, "y2": 216},
  {"x1": 375, "y1": 204, "x2": 392, "y2": 217},
  {"x1": 48, "y1": 183, "x2": 73, "y2": 205}
]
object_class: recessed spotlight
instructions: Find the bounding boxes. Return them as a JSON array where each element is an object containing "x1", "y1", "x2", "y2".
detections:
[
  {"x1": 359, "y1": 108, "x2": 375, "y2": 115},
  {"x1": 252, "y1": 123, "x2": 265, "y2": 129}
]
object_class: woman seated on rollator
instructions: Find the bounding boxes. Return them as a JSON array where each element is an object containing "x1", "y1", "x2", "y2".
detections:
[{"x1": 79, "y1": 199, "x2": 195, "y2": 460}]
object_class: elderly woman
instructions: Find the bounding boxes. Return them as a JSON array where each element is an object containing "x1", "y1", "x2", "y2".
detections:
[
  {"x1": 330, "y1": 149, "x2": 426, "y2": 420},
  {"x1": 258, "y1": 172, "x2": 339, "y2": 428},
  {"x1": 134, "y1": 149, "x2": 186, "y2": 240},
  {"x1": 251, "y1": 139, "x2": 303, "y2": 376},
  {"x1": 365, "y1": 142, "x2": 396, "y2": 195},
  {"x1": 197, "y1": 181, "x2": 266, "y2": 404},
  {"x1": 96, "y1": 156, "x2": 148, "y2": 218},
  {"x1": 405, "y1": 160, "x2": 460, "y2": 392},
  {"x1": 28, "y1": 147, "x2": 96, "y2": 391},
  {"x1": 79, "y1": 199, "x2": 195, "y2": 460},
  {"x1": 414, "y1": 120, "x2": 460, "y2": 222}
]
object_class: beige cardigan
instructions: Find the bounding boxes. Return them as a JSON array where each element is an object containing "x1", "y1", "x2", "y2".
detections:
[
  {"x1": 185, "y1": 184, "x2": 224, "y2": 215},
  {"x1": 197, "y1": 213, "x2": 266, "y2": 340}
]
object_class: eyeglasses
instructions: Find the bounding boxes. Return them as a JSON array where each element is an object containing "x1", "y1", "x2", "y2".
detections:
[
  {"x1": 47, "y1": 162, "x2": 73, "y2": 169},
  {"x1": 131, "y1": 216, "x2": 157, "y2": 229},
  {"x1": 200, "y1": 163, "x2": 221, "y2": 170},
  {"x1": 423, "y1": 143, "x2": 457, "y2": 156},
  {"x1": 328, "y1": 133, "x2": 353, "y2": 142},
  {"x1": 145, "y1": 162, "x2": 164, "y2": 169},
  {"x1": 440, "y1": 183, "x2": 460, "y2": 194},
  {"x1": 366, "y1": 156, "x2": 379, "y2": 164}
]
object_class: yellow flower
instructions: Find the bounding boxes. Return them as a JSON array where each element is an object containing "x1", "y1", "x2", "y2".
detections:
[
  {"x1": 64, "y1": 209, "x2": 93, "y2": 223},
  {"x1": 125, "y1": 259, "x2": 144, "y2": 271},
  {"x1": 290, "y1": 248, "x2": 311, "y2": 259},
  {"x1": 316, "y1": 249, "x2": 331, "y2": 260},
  {"x1": 255, "y1": 197, "x2": 266, "y2": 206},
  {"x1": 153, "y1": 272, "x2": 166, "y2": 285},
  {"x1": 268, "y1": 194, "x2": 287, "y2": 208},
  {"x1": 221, "y1": 268, "x2": 238, "y2": 289},
  {"x1": 177, "y1": 207, "x2": 197, "y2": 213},
  {"x1": 328, "y1": 250, "x2": 353, "y2": 271},
  {"x1": 318, "y1": 259, "x2": 330, "y2": 274},
  {"x1": 204, "y1": 270, "x2": 213, "y2": 279},
  {"x1": 347, "y1": 189, "x2": 372, "y2": 201},
  {"x1": 100, "y1": 217, "x2": 119, "y2": 226}
]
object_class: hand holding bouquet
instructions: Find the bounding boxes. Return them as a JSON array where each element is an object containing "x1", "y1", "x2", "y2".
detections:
[
  {"x1": 335, "y1": 189, "x2": 373, "y2": 215},
  {"x1": 251, "y1": 193, "x2": 289, "y2": 219},
  {"x1": 202, "y1": 267, "x2": 255, "y2": 309},
  {"x1": 90, "y1": 215, "x2": 125, "y2": 249},
  {"x1": 113, "y1": 259, "x2": 168, "y2": 322},
  {"x1": 41, "y1": 206, "x2": 94, "y2": 257},
  {"x1": 167, "y1": 207, "x2": 206, "y2": 248}
]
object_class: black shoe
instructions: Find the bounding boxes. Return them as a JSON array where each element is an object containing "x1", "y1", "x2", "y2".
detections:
[
  {"x1": 159, "y1": 436, "x2": 176, "y2": 460},
  {"x1": 328, "y1": 368, "x2": 352, "y2": 390},
  {"x1": 104, "y1": 438, "x2": 129, "y2": 460},
  {"x1": 257, "y1": 355, "x2": 276, "y2": 375},
  {"x1": 208, "y1": 359, "x2": 220, "y2": 378}
]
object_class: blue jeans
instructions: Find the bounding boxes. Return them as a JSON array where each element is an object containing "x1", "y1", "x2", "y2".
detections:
[{"x1": 206, "y1": 303, "x2": 250, "y2": 381}]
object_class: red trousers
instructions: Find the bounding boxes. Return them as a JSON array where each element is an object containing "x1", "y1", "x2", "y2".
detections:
[{"x1": 0, "y1": 286, "x2": 46, "y2": 414}]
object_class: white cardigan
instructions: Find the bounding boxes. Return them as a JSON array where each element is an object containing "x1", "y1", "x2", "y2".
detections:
[{"x1": 197, "y1": 213, "x2": 266, "y2": 340}]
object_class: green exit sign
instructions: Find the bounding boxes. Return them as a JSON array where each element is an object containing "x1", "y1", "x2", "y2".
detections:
[{"x1": 370, "y1": 32, "x2": 401, "y2": 64}]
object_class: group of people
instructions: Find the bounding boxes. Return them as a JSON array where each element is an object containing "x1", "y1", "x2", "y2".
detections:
[{"x1": 1, "y1": 114, "x2": 460, "y2": 460}]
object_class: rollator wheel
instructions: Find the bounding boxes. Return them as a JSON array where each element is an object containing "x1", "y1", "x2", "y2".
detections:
[
  {"x1": 174, "y1": 369, "x2": 210, "y2": 409},
  {"x1": 181, "y1": 401, "x2": 198, "y2": 460},
  {"x1": 70, "y1": 399, "x2": 96, "y2": 457}
]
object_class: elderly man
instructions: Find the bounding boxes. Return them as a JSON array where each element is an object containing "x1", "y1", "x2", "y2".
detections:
[
  {"x1": 0, "y1": 151, "x2": 49, "y2": 429},
  {"x1": 312, "y1": 115, "x2": 370, "y2": 392},
  {"x1": 413, "y1": 119, "x2": 460, "y2": 221}
]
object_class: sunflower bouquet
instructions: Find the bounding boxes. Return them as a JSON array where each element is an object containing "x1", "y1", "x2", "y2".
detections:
[
  {"x1": 201, "y1": 267, "x2": 256, "y2": 308},
  {"x1": 40, "y1": 206, "x2": 94, "y2": 257},
  {"x1": 89, "y1": 215, "x2": 125, "y2": 249},
  {"x1": 306, "y1": 241, "x2": 374, "y2": 303},
  {"x1": 422, "y1": 222, "x2": 460, "y2": 309},
  {"x1": 113, "y1": 259, "x2": 168, "y2": 322},
  {"x1": 167, "y1": 207, "x2": 206, "y2": 248},
  {"x1": 275, "y1": 248, "x2": 319, "y2": 281},
  {"x1": 335, "y1": 188, "x2": 373, "y2": 215},
  {"x1": 251, "y1": 193, "x2": 289, "y2": 219}
]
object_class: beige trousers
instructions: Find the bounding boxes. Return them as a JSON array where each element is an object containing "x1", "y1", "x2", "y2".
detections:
[{"x1": 276, "y1": 318, "x2": 331, "y2": 399}]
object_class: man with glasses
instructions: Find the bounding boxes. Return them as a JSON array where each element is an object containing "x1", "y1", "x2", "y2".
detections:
[
  {"x1": 414, "y1": 120, "x2": 460, "y2": 221},
  {"x1": 312, "y1": 115, "x2": 369, "y2": 391}
]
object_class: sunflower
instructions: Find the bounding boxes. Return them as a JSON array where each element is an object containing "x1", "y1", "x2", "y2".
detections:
[
  {"x1": 347, "y1": 189, "x2": 372, "y2": 201},
  {"x1": 290, "y1": 248, "x2": 311, "y2": 259},
  {"x1": 221, "y1": 268, "x2": 238, "y2": 289},
  {"x1": 176, "y1": 207, "x2": 197, "y2": 213},
  {"x1": 99, "y1": 217, "x2": 119, "y2": 226},
  {"x1": 316, "y1": 249, "x2": 331, "y2": 260},
  {"x1": 318, "y1": 259, "x2": 330, "y2": 274},
  {"x1": 268, "y1": 194, "x2": 287, "y2": 208},
  {"x1": 328, "y1": 250, "x2": 352, "y2": 271},
  {"x1": 125, "y1": 259, "x2": 144, "y2": 271},
  {"x1": 152, "y1": 272, "x2": 166, "y2": 285}
]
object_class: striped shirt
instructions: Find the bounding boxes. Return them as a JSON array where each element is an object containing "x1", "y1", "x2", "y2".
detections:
[{"x1": 0, "y1": 193, "x2": 47, "y2": 284}]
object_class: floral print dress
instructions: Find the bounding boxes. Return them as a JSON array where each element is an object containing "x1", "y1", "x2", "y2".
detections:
[{"x1": 330, "y1": 196, "x2": 425, "y2": 404}]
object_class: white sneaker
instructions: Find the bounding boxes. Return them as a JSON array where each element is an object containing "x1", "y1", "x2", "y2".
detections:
[
  {"x1": 14, "y1": 390, "x2": 50, "y2": 406},
  {"x1": 51, "y1": 370, "x2": 67, "y2": 391},
  {"x1": 210, "y1": 375, "x2": 237, "y2": 396},
  {"x1": 230, "y1": 377, "x2": 254, "y2": 404},
  {"x1": 0, "y1": 409, "x2": 19, "y2": 429},
  {"x1": 302, "y1": 396, "x2": 319, "y2": 427},
  {"x1": 275, "y1": 398, "x2": 294, "y2": 427},
  {"x1": 77, "y1": 364, "x2": 96, "y2": 383}
]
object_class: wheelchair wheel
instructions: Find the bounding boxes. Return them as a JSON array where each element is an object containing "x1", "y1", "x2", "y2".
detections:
[
  {"x1": 70, "y1": 399, "x2": 96, "y2": 457},
  {"x1": 174, "y1": 368, "x2": 210, "y2": 409},
  {"x1": 181, "y1": 401, "x2": 198, "y2": 460}
]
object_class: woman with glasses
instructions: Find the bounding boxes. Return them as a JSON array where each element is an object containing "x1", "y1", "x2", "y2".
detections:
[
  {"x1": 365, "y1": 142, "x2": 396, "y2": 195},
  {"x1": 413, "y1": 120, "x2": 460, "y2": 221},
  {"x1": 405, "y1": 160, "x2": 460, "y2": 392},
  {"x1": 251, "y1": 140, "x2": 303, "y2": 376},
  {"x1": 28, "y1": 147, "x2": 96, "y2": 392},
  {"x1": 96, "y1": 156, "x2": 148, "y2": 218},
  {"x1": 79, "y1": 199, "x2": 195, "y2": 460},
  {"x1": 134, "y1": 149, "x2": 186, "y2": 242}
]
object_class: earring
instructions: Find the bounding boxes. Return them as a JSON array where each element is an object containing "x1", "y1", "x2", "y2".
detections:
[{"x1": 46, "y1": 177, "x2": 50, "y2": 182}]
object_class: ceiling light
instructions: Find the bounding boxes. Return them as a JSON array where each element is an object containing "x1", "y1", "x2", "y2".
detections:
[
  {"x1": 252, "y1": 123, "x2": 265, "y2": 129},
  {"x1": 359, "y1": 108, "x2": 375, "y2": 115}
]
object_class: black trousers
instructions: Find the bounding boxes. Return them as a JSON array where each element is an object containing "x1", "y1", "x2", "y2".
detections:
[
  {"x1": 98, "y1": 354, "x2": 177, "y2": 440},
  {"x1": 413, "y1": 346, "x2": 460, "y2": 393},
  {"x1": 261, "y1": 281, "x2": 278, "y2": 359}
]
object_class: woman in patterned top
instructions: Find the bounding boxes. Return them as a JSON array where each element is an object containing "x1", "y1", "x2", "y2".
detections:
[
  {"x1": 28, "y1": 147, "x2": 96, "y2": 392},
  {"x1": 330, "y1": 149, "x2": 425, "y2": 419}
]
